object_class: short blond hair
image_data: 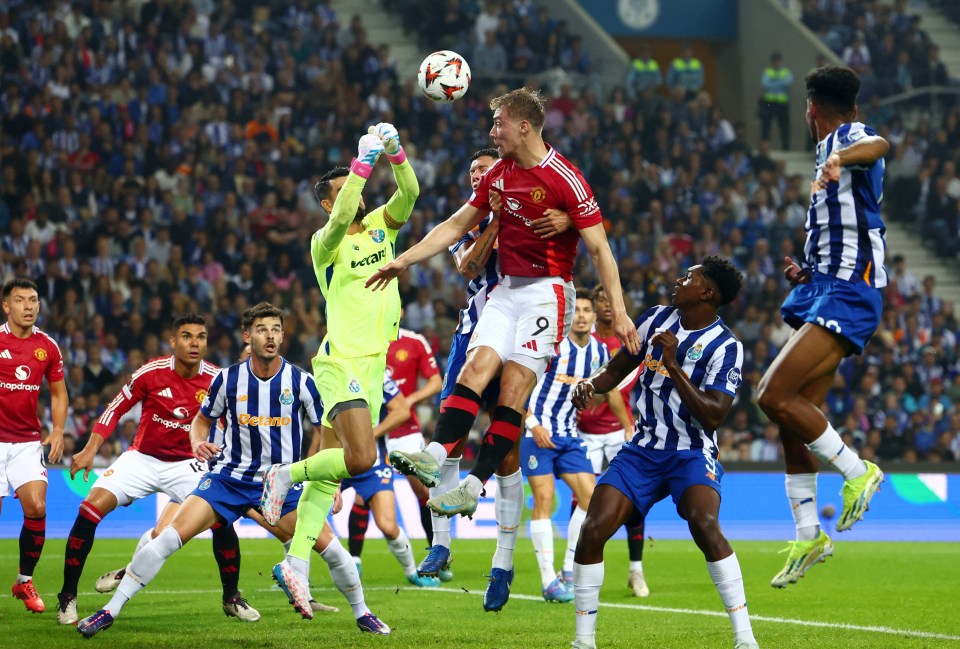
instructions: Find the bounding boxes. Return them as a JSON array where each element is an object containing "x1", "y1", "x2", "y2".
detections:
[{"x1": 490, "y1": 87, "x2": 545, "y2": 130}]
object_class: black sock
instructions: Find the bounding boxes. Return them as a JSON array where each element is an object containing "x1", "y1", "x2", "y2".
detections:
[
  {"x1": 418, "y1": 500, "x2": 434, "y2": 546},
  {"x1": 434, "y1": 384, "x2": 482, "y2": 453},
  {"x1": 348, "y1": 503, "x2": 370, "y2": 558},
  {"x1": 20, "y1": 516, "x2": 46, "y2": 578},
  {"x1": 211, "y1": 523, "x2": 241, "y2": 601},
  {"x1": 627, "y1": 518, "x2": 645, "y2": 562},
  {"x1": 469, "y1": 406, "x2": 523, "y2": 484},
  {"x1": 61, "y1": 507, "x2": 101, "y2": 595}
]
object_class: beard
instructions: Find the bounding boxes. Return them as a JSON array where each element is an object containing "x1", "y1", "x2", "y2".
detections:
[{"x1": 353, "y1": 205, "x2": 366, "y2": 223}]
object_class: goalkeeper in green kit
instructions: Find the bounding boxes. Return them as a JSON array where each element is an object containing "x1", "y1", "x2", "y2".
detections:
[{"x1": 260, "y1": 123, "x2": 417, "y2": 629}]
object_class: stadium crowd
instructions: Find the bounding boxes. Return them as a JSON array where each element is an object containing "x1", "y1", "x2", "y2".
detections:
[{"x1": 0, "y1": 0, "x2": 958, "y2": 469}]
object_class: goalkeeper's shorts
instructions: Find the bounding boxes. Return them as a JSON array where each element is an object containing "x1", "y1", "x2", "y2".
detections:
[{"x1": 312, "y1": 348, "x2": 385, "y2": 428}]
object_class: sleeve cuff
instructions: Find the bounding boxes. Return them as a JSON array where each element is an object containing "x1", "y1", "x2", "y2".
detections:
[
  {"x1": 386, "y1": 147, "x2": 407, "y2": 165},
  {"x1": 350, "y1": 158, "x2": 373, "y2": 179}
]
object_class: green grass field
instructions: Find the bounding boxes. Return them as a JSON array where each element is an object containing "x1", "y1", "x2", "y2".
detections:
[{"x1": 1, "y1": 537, "x2": 958, "y2": 648}]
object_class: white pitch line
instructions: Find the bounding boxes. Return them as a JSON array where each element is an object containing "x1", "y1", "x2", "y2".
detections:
[{"x1": 119, "y1": 585, "x2": 960, "y2": 642}]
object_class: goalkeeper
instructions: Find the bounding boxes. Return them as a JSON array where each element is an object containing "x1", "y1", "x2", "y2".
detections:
[{"x1": 260, "y1": 123, "x2": 418, "y2": 620}]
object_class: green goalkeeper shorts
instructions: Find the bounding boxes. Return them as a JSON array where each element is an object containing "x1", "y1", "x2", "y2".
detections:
[{"x1": 312, "y1": 346, "x2": 385, "y2": 428}]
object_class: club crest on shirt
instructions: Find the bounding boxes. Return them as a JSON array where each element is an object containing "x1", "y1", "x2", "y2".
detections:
[
  {"x1": 198, "y1": 478, "x2": 212, "y2": 491},
  {"x1": 591, "y1": 357, "x2": 600, "y2": 371},
  {"x1": 530, "y1": 186, "x2": 547, "y2": 203},
  {"x1": 34, "y1": 348, "x2": 47, "y2": 361},
  {"x1": 528, "y1": 455, "x2": 538, "y2": 470},
  {"x1": 195, "y1": 389, "x2": 207, "y2": 403},
  {"x1": 279, "y1": 387, "x2": 294, "y2": 406},
  {"x1": 368, "y1": 229, "x2": 385, "y2": 244},
  {"x1": 348, "y1": 378, "x2": 361, "y2": 393},
  {"x1": 396, "y1": 349, "x2": 409, "y2": 362},
  {"x1": 686, "y1": 343, "x2": 703, "y2": 361}
]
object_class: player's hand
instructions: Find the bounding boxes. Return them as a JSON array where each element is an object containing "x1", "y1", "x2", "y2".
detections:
[
  {"x1": 651, "y1": 329, "x2": 679, "y2": 368},
  {"x1": 783, "y1": 256, "x2": 811, "y2": 286},
  {"x1": 572, "y1": 379, "x2": 597, "y2": 410},
  {"x1": 192, "y1": 440, "x2": 222, "y2": 463},
  {"x1": 488, "y1": 190, "x2": 502, "y2": 215},
  {"x1": 613, "y1": 310, "x2": 642, "y2": 355},
  {"x1": 331, "y1": 486, "x2": 344, "y2": 515},
  {"x1": 533, "y1": 209, "x2": 572, "y2": 239},
  {"x1": 69, "y1": 447, "x2": 95, "y2": 482},
  {"x1": 369, "y1": 122, "x2": 400, "y2": 156},
  {"x1": 43, "y1": 428, "x2": 64, "y2": 464},
  {"x1": 366, "y1": 257, "x2": 408, "y2": 291},
  {"x1": 357, "y1": 133, "x2": 384, "y2": 167},
  {"x1": 531, "y1": 425, "x2": 556, "y2": 449}
]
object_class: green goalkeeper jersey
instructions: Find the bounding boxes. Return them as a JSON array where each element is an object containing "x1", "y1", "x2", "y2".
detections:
[{"x1": 310, "y1": 160, "x2": 418, "y2": 358}]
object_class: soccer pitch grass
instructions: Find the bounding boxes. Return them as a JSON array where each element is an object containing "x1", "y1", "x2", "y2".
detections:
[{"x1": 1, "y1": 538, "x2": 958, "y2": 648}]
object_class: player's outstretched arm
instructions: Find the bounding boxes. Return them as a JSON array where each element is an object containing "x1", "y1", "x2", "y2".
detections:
[
  {"x1": 45, "y1": 378, "x2": 67, "y2": 463},
  {"x1": 312, "y1": 134, "x2": 384, "y2": 266},
  {"x1": 580, "y1": 223, "x2": 642, "y2": 354},
  {"x1": 816, "y1": 135, "x2": 890, "y2": 189},
  {"x1": 371, "y1": 122, "x2": 419, "y2": 229},
  {"x1": 190, "y1": 411, "x2": 222, "y2": 462},
  {"x1": 374, "y1": 392, "x2": 411, "y2": 439},
  {"x1": 572, "y1": 350, "x2": 642, "y2": 410},
  {"x1": 367, "y1": 201, "x2": 487, "y2": 290},
  {"x1": 651, "y1": 330, "x2": 734, "y2": 431}
]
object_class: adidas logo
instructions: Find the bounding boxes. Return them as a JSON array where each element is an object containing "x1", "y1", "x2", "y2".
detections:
[
  {"x1": 0, "y1": 349, "x2": 11, "y2": 360},
  {"x1": 521, "y1": 340, "x2": 538, "y2": 352},
  {"x1": 158, "y1": 387, "x2": 174, "y2": 399},
  {"x1": 492, "y1": 179, "x2": 505, "y2": 191}
]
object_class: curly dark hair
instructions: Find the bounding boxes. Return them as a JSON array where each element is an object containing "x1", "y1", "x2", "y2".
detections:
[
  {"x1": 805, "y1": 65, "x2": 860, "y2": 116},
  {"x1": 700, "y1": 256, "x2": 743, "y2": 306}
]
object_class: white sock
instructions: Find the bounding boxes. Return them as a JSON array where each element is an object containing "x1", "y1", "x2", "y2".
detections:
[
  {"x1": 106, "y1": 527, "x2": 182, "y2": 617},
  {"x1": 385, "y1": 528, "x2": 417, "y2": 576},
  {"x1": 424, "y1": 441, "x2": 448, "y2": 466},
  {"x1": 286, "y1": 553, "x2": 310, "y2": 578},
  {"x1": 574, "y1": 561, "x2": 604, "y2": 647},
  {"x1": 135, "y1": 528, "x2": 154, "y2": 554},
  {"x1": 785, "y1": 473, "x2": 820, "y2": 541},
  {"x1": 492, "y1": 470, "x2": 523, "y2": 571},
  {"x1": 16, "y1": 574, "x2": 31, "y2": 584},
  {"x1": 430, "y1": 456, "x2": 461, "y2": 548},
  {"x1": 806, "y1": 423, "x2": 866, "y2": 480},
  {"x1": 319, "y1": 540, "x2": 370, "y2": 619},
  {"x1": 275, "y1": 465, "x2": 294, "y2": 489},
  {"x1": 529, "y1": 518, "x2": 556, "y2": 588},
  {"x1": 707, "y1": 553, "x2": 756, "y2": 644},
  {"x1": 463, "y1": 474, "x2": 484, "y2": 499},
  {"x1": 563, "y1": 507, "x2": 587, "y2": 573},
  {"x1": 629, "y1": 560, "x2": 643, "y2": 573}
]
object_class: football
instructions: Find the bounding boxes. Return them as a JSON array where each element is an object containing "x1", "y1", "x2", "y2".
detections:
[{"x1": 417, "y1": 50, "x2": 471, "y2": 102}]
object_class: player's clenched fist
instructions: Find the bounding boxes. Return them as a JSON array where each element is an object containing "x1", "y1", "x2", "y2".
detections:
[
  {"x1": 357, "y1": 133, "x2": 385, "y2": 167},
  {"x1": 368, "y1": 122, "x2": 401, "y2": 156},
  {"x1": 571, "y1": 379, "x2": 596, "y2": 410}
]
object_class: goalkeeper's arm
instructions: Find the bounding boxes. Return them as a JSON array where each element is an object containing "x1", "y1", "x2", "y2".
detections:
[
  {"x1": 312, "y1": 173, "x2": 366, "y2": 267},
  {"x1": 383, "y1": 157, "x2": 419, "y2": 229}
]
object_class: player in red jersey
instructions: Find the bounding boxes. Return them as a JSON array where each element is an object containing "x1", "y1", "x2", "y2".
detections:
[
  {"x1": 55, "y1": 314, "x2": 221, "y2": 625},
  {"x1": 348, "y1": 328, "x2": 441, "y2": 567},
  {"x1": 0, "y1": 278, "x2": 67, "y2": 614},
  {"x1": 576, "y1": 285, "x2": 649, "y2": 597},
  {"x1": 369, "y1": 87, "x2": 640, "y2": 519}
]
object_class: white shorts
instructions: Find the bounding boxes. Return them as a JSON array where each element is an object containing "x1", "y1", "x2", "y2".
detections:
[
  {"x1": 386, "y1": 432, "x2": 425, "y2": 455},
  {"x1": 468, "y1": 275, "x2": 575, "y2": 381},
  {"x1": 580, "y1": 430, "x2": 626, "y2": 475},
  {"x1": 0, "y1": 442, "x2": 47, "y2": 496},
  {"x1": 92, "y1": 449, "x2": 206, "y2": 507}
]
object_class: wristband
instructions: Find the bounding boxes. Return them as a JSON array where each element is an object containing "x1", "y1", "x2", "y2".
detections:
[
  {"x1": 349, "y1": 158, "x2": 373, "y2": 179},
  {"x1": 385, "y1": 147, "x2": 407, "y2": 165},
  {"x1": 525, "y1": 415, "x2": 540, "y2": 430}
]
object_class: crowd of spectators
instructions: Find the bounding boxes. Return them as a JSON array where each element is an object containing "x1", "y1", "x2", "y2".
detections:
[{"x1": 0, "y1": 0, "x2": 958, "y2": 467}]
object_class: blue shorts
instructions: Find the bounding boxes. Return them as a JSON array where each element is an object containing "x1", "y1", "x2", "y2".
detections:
[
  {"x1": 441, "y1": 331, "x2": 501, "y2": 407},
  {"x1": 781, "y1": 273, "x2": 882, "y2": 355},
  {"x1": 341, "y1": 462, "x2": 394, "y2": 503},
  {"x1": 192, "y1": 472, "x2": 303, "y2": 526},
  {"x1": 599, "y1": 444, "x2": 723, "y2": 527},
  {"x1": 521, "y1": 435, "x2": 594, "y2": 478}
]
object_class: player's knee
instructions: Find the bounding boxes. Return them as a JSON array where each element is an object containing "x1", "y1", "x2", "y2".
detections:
[
  {"x1": 345, "y1": 448, "x2": 376, "y2": 476},
  {"x1": 687, "y1": 510, "x2": 720, "y2": 537},
  {"x1": 577, "y1": 517, "x2": 609, "y2": 553},
  {"x1": 756, "y1": 381, "x2": 788, "y2": 418},
  {"x1": 23, "y1": 501, "x2": 46, "y2": 519}
]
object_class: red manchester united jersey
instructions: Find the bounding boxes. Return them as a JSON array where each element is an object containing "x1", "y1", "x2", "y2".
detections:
[
  {"x1": 386, "y1": 329, "x2": 440, "y2": 439},
  {"x1": 577, "y1": 330, "x2": 638, "y2": 435},
  {"x1": 0, "y1": 323, "x2": 65, "y2": 443},
  {"x1": 468, "y1": 145, "x2": 602, "y2": 281},
  {"x1": 94, "y1": 356, "x2": 219, "y2": 461}
]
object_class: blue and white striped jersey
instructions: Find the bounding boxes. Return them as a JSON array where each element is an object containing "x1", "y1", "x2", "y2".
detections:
[
  {"x1": 805, "y1": 122, "x2": 887, "y2": 288},
  {"x1": 202, "y1": 358, "x2": 323, "y2": 482},
  {"x1": 528, "y1": 335, "x2": 610, "y2": 438},
  {"x1": 628, "y1": 306, "x2": 743, "y2": 457},
  {"x1": 450, "y1": 213, "x2": 500, "y2": 335}
]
